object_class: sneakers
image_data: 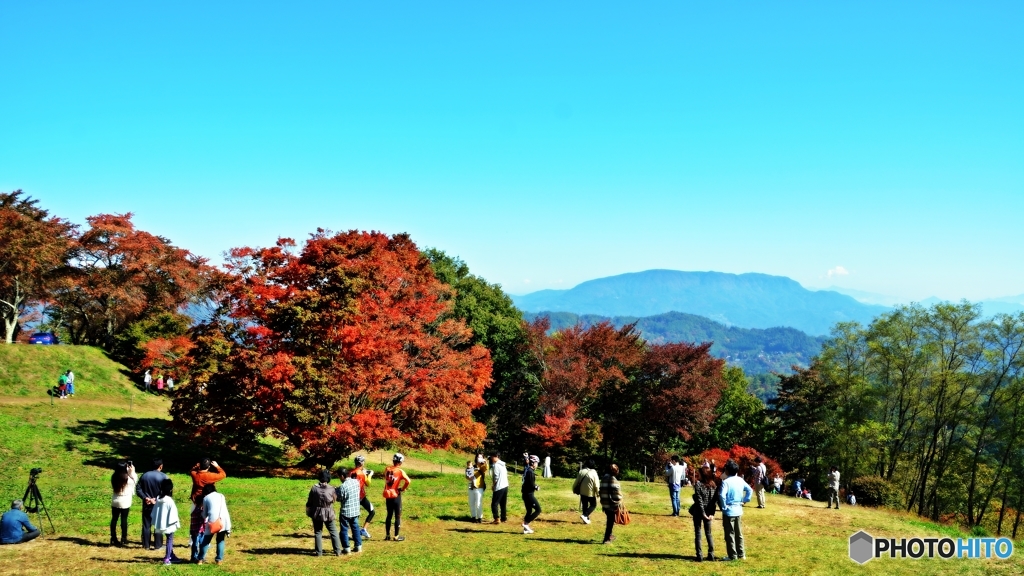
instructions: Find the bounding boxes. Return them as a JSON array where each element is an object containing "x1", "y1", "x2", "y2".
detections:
[
  {"x1": 342, "y1": 548, "x2": 350, "y2": 555},
  {"x1": 353, "y1": 546, "x2": 361, "y2": 553},
  {"x1": 580, "y1": 514, "x2": 590, "y2": 525},
  {"x1": 360, "y1": 528, "x2": 370, "y2": 539},
  {"x1": 394, "y1": 535, "x2": 405, "y2": 542},
  {"x1": 522, "y1": 524, "x2": 534, "y2": 534},
  {"x1": 384, "y1": 535, "x2": 392, "y2": 541}
]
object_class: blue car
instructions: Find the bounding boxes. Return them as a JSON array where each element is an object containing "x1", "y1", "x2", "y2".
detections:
[{"x1": 27, "y1": 332, "x2": 59, "y2": 345}]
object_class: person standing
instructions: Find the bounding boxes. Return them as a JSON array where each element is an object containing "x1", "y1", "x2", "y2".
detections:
[
  {"x1": 110, "y1": 461, "x2": 137, "y2": 547},
  {"x1": 151, "y1": 478, "x2": 183, "y2": 564},
  {"x1": 718, "y1": 459, "x2": 752, "y2": 561},
  {"x1": 57, "y1": 372, "x2": 68, "y2": 399},
  {"x1": 349, "y1": 455, "x2": 375, "y2": 539},
  {"x1": 196, "y1": 484, "x2": 231, "y2": 565},
  {"x1": 165, "y1": 375, "x2": 174, "y2": 392},
  {"x1": 143, "y1": 369, "x2": 152, "y2": 392},
  {"x1": 827, "y1": 466, "x2": 841, "y2": 510},
  {"x1": 189, "y1": 458, "x2": 227, "y2": 504},
  {"x1": 572, "y1": 459, "x2": 600, "y2": 524},
  {"x1": 137, "y1": 458, "x2": 169, "y2": 550},
  {"x1": 599, "y1": 463, "x2": 623, "y2": 544},
  {"x1": 465, "y1": 454, "x2": 487, "y2": 523},
  {"x1": 521, "y1": 455, "x2": 541, "y2": 534},
  {"x1": 337, "y1": 467, "x2": 363, "y2": 553},
  {"x1": 382, "y1": 453, "x2": 411, "y2": 541},
  {"x1": 489, "y1": 452, "x2": 509, "y2": 524},
  {"x1": 0, "y1": 500, "x2": 40, "y2": 545},
  {"x1": 665, "y1": 455, "x2": 686, "y2": 516},
  {"x1": 542, "y1": 456, "x2": 553, "y2": 478},
  {"x1": 772, "y1": 475, "x2": 782, "y2": 495},
  {"x1": 306, "y1": 469, "x2": 341, "y2": 557},
  {"x1": 155, "y1": 375, "x2": 164, "y2": 393},
  {"x1": 690, "y1": 461, "x2": 719, "y2": 562},
  {"x1": 749, "y1": 457, "x2": 766, "y2": 509},
  {"x1": 65, "y1": 370, "x2": 75, "y2": 397}
]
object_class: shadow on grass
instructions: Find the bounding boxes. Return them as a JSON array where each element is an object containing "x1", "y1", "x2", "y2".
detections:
[
  {"x1": 446, "y1": 528, "x2": 501, "y2": 534},
  {"x1": 53, "y1": 536, "x2": 107, "y2": 548},
  {"x1": 88, "y1": 555, "x2": 156, "y2": 564},
  {"x1": 603, "y1": 552, "x2": 691, "y2": 560},
  {"x1": 242, "y1": 546, "x2": 313, "y2": 556},
  {"x1": 530, "y1": 537, "x2": 595, "y2": 545},
  {"x1": 272, "y1": 533, "x2": 311, "y2": 539}
]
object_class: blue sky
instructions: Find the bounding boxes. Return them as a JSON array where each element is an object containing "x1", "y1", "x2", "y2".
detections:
[{"x1": 2, "y1": 1, "x2": 1021, "y2": 301}]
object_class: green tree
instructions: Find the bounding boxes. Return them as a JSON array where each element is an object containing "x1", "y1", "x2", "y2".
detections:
[{"x1": 689, "y1": 366, "x2": 771, "y2": 453}]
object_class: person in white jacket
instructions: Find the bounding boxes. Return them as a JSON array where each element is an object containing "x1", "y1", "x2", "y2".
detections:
[
  {"x1": 110, "y1": 462, "x2": 137, "y2": 547},
  {"x1": 489, "y1": 452, "x2": 509, "y2": 524},
  {"x1": 196, "y1": 484, "x2": 232, "y2": 565},
  {"x1": 150, "y1": 479, "x2": 183, "y2": 565}
]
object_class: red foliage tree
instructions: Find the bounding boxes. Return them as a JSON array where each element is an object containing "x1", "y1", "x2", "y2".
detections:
[
  {"x1": 0, "y1": 191, "x2": 77, "y2": 343},
  {"x1": 140, "y1": 336, "x2": 195, "y2": 379},
  {"x1": 698, "y1": 445, "x2": 784, "y2": 480},
  {"x1": 172, "y1": 230, "x2": 492, "y2": 466}
]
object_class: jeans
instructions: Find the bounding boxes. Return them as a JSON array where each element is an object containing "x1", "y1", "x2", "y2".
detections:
[
  {"x1": 491, "y1": 487, "x2": 508, "y2": 521},
  {"x1": 198, "y1": 531, "x2": 226, "y2": 562},
  {"x1": 339, "y1": 515, "x2": 362, "y2": 550},
  {"x1": 603, "y1": 509, "x2": 615, "y2": 542},
  {"x1": 722, "y1": 515, "x2": 744, "y2": 559},
  {"x1": 693, "y1": 514, "x2": 714, "y2": 558},
  {"x1": 385, "y1": 494, "x2": 403, "y2": 536},
  {"x1": 110, "y1": 507, "x2": 129, "y2": 542},
  {"x1": 522, "y1": 493, "x2": 541, "y2": 525},
  {"x1": 468, "y1": 488, "x2": 484, "y2": 519},
  {"x1": 3, "y1": 528, "x2": 41, "y2": 544},
  {"x1": 141, "y1": 503, "x2": 164, "y2": 549},
  {"x1": 163, "y1": 534, "x2": 176, "y2": 561},
  {"x1": 669, "y1": 487, "x2": 681, "y2": 515},
  {"x1": 312, "y1": 517, "x2": 341, "y2": 555},
  {"x1": 580, "y1": 496, "x2": 597, "y2": 519}
]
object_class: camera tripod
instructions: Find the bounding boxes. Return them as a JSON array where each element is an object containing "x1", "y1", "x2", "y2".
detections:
[{"x1": 23, "y1": 471, "x2": 55, "y2": 534}]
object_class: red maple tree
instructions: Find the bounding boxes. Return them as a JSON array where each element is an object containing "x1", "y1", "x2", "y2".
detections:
[{"x1": 172, "y1": 230, "x2": 492, "y2": 466}]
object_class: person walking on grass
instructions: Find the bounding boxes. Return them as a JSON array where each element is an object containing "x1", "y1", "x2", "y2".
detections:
[
  {"x1": 690, "y1": 461, "x2": 719, "y2": 562},
  {"x1": 307, "y1": 469, "x2": 341, "y2": 557},
  {"x1": 151, "y1": 478, "x2": 183, "y2": 565},
  {"x1": 110, "y1": 461, "x2": 137, "y2": 547},
  {"x1": 665, "y1": 455, "x2": 686, "y2": 516},
  {"x1": 465, "y1": 453, "x2": 488, "y2": 523},
  {"x1": 827, "y1": 466, "x2": 841, "y2": 510},
  {"x1": 599, "y1": 463, "x2": 623, "y2": 545},
  {"x1": 572, "y1": 459, "x2": 600, "y2": 525},
  {"x1": 137, "y1": 458, "x2": 169, "y2": 550},
  {"x1": 489, "y1": 452, "x2": 509, "y2": 524},
  {"x1": 718, "y1": 459, "x2": 752, "y2": 561},
  {"x1": 1, "y1": 500, "x2": 40, "y2": 545},
  {"x1": 383, "y1": 453, "x2": 411, "y2": 541},
  {"x1": 349, "y1": 455, "x2": 375, "y2": 540},
  {"x1": 521, "y1": 454, "x2": 541, "y2": 534},
  {"x1": 337, "y1": 467, "x2": 363, "y2": 554},
  {"x1": 196, "y1": 484, "x2": 231, "y2": 565}
]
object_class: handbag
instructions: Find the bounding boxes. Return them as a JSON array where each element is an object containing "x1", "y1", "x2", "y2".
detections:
[
  {"x1": 206, "y1": 518, "x2": 224, "y2": 534},
  {"x1": 614, "y1": 503, "x2": 631, "y2": 526}
]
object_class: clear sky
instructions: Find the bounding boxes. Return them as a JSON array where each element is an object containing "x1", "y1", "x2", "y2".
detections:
[{"x1": 2, "y1": 2, "x2": 1021, "y2": 301}]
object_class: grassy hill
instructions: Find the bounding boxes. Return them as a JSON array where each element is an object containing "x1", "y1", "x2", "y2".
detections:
[{"x1": 1, "y1": 345, "x2": 1022, "y2": 575}]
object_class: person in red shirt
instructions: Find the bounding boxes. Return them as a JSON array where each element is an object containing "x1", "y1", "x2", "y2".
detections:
[
  {"x1": 189, "y1": 458, "x2": 227, "y2": 503},
  {"x1": 382, "y1": 453, "x2": 411, "y2": 541},
  {"x1": 349, "y1": 455, "x2": 376, "y2": 539}
]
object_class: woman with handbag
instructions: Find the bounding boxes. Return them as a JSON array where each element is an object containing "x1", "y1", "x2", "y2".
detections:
[
  {"x1": 196, "y1": 484, "x2": 232, "y2": 565},
  {"x1": 599, "y1": 463, "x2": 625, "y2": 545}
]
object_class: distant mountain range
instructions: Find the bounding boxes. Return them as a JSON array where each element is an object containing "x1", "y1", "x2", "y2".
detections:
[
  {"x1": 512, "y1": 270, "x2": 888, "y2": 336},
  {"x1": 523, "y1": 310, "x2": 824, "y2": 379},
  {"x1": 825, "y1": 286, "x2": 1024, "y2": 316}
]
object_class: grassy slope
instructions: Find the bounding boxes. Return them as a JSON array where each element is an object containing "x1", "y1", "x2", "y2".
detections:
[{"x1": 1, "y1": 346, "x2": 1022, "y2": 575}]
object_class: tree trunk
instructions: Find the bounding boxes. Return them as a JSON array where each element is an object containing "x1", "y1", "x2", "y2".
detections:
[{"x1": 997, "y1": 482, "x2": 1009, "y2": 535}]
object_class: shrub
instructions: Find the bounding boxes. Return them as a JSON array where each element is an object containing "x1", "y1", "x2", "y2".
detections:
[{"x1": 850, "y1": 476, "x2": 903, "y2": 508}]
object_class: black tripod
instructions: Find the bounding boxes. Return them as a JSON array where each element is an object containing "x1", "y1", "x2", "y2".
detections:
[{"x1": 23, "y1": 469, "x2": 55, "y2": 534}]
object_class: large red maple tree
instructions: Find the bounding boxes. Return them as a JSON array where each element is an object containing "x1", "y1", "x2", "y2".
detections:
[{"x1": 172, "y1": 230, "x2": 492, "y2": 466}]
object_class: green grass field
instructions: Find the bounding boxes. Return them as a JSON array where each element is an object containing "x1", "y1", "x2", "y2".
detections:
[{"x1": 1, "y1": 345, "x2": 1022, "y2": 575}]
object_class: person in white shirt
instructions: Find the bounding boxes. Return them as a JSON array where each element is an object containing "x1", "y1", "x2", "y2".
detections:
[
  {"x1": 827, "y1": 466, "x2": 841, "y2": 510},
  {"x1": 489, "y1": 453, "x2": 509, "y2": 524},
  {"x1": 110, "y1": 462, "x2": 137, "y2": 547},
  {"x1": 665, "y1": 456, "x2": 686, "y2": 516},
  {"x1": 144, "y1": 370, "x2": 152, "y2": 392}
]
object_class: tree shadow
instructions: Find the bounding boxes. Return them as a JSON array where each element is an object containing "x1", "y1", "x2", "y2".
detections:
[
  {"x1": 602, "y1": 552, "x2": 691, "y2": 560},
  {"x1": 242, "y1": 546, "x2": 313, "y2": 556}
]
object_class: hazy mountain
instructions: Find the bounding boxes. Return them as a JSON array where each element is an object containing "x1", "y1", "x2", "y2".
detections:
[
  {"x1": 512, "y1": 270, "x2": 888, "y2": 336},
  {"x1": 822, "y1": 286, "x2": 905, "y2": 307}
]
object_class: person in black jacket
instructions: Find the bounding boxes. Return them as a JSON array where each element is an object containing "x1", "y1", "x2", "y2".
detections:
[
  {"x1": 521, "y1": 454, "x2": 541, "y2": 534},
  {"x1": 690, "y1": 461, "x2": 720, "y2": 562},
  {"x1": 136, "y1": 458, "x2": 169, "y2": 550}
]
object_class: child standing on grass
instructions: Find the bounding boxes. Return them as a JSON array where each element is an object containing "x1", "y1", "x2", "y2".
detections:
[
  {"x1": 521, "y1": 454, "x2": 541, "y2": 534},
  {"x1": 151, "y1": 479, "x2": 183, "y2": 564},
  {"x1": 382, "y1": 453, "x2": 411, "y2": 541}
]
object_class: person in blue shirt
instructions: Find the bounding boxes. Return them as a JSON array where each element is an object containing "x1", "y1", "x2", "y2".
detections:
[
  {"x1": 717, "y1": 459, "x2": 752, "y2": 561},
  {"x1": 1, "y1": 500, "x2": 40, "y2": 545}
]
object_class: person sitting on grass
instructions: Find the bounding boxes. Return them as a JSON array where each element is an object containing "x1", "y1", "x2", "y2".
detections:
[
  {"x1": 382, "y1": 453, "x2": 411, "y2": 541},
  {"x1": 151, "y1": 478, "x2": 183, "y2": 564},
  {"x1": 306, "y1": 469, "x2": 341, "y2": 557},
  {"x1": 337, "y1": 467, "x2": 363, "y2": 554},
  {"x1": 0, "y1": 500, "x2": 40, "y2": 545},
  {"x1": 599, "y1": 463, "x2": 623, "y2": 545}
]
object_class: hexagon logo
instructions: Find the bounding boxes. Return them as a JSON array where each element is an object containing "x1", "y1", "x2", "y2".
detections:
[{"x1": 849, "y1": 530, "x2": 874, "y2": 564}]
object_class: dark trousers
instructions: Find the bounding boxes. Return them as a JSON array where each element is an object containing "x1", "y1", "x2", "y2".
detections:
[
  {"x1": 722, "y1": 515, "x2": 744, "y2": 559},
  {"x1": 580, "y1": 496, "x2": 597, "y2": 519},
  {"x1": 522, "y1": 493, "x2": 541, "y2": 525},
  {"x1": 141, "y1": 503, "x2": 164, "y2": 548},
  {"x1": 692, "y1": 514, "x2": 714, "y2": 558},
  {"x1": 604, "y1": 509, "x2": 615, "y2": 542},
  {"x1": 110, "y1": 507, "x2": 129, "y2": 542},
  {"x1": 385, "y1": 494, "x2": 403, "y2": 536},
  {"x1": 491, "y1": 487, "x2": 508, "y2": 521},
  {"x1": 360, "y1": 497, "x2": 375, "y2": 525},
  {"x1": 4, "y1": 528, "x2": 41, "y2": 544},
  {"x1": 312, "y1": 517, "x2": 341, "y2": 556}
]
